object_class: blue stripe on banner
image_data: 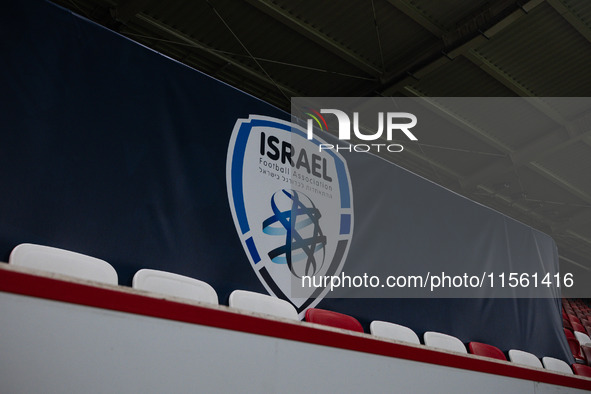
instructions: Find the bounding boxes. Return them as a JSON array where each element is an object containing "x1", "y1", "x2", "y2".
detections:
[
  {"x1": 333, "y1": 157, "x2": 350, "y2": 209},
  {"x1": 232, "y1": 121, "x2": 251, "y2": 234},
  {"x1": 245, "y1": 237, "x2": 261, "y2": 264},
  {"x1": 340, "y1": 214, "x2": 351, "y2": 235}
]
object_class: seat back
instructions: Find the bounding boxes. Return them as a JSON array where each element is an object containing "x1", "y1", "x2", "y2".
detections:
[
  {"x1": 572, "y1": 321, "x2": 586, "y2": 333},
  {"x1": 580, "y1": 345, "x2": 591, "y2": 364},
  {"x1": 573, "y1": 364, "x2": 591, "y2": 377},
  {"x1": 542, "y1": 357, "x2": 573, "y2": 374},
  {"x1": 508, "y1": 349, "x2": 542, "y2": 368},
  {"x1": 132, "y1": 269, "x2": 218, "y2": 304},
  {"x1": 369, "y1": 320, "x2": 420, "y2": 345},
  {"x1": 569, "y1": 314, "x2": 582, "y2": 325},
  {"x1": 229, "y1": 290, "x2": 298, "y2": 320},
  {"x1": 567, "y1": 337, "x2": 586, "y2": 363},
  {"x1": 423, "y1": 331, "x2": 467, "y2": 354},
  {"x1": 564, "y1": 328, "x2": 575, "y2": 340},
  {"x1": 9, "y1": 243, "x2": 117, "y2": 285},
  {"x1": 468, "y1": 342, "x2": 506, "y2": 361},
  {"x1": 305, "y1": 308, "x2": 364, "y2": 333}
]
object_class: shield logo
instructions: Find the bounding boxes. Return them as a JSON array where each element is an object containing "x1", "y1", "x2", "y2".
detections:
[{"x1": 226, "y1": 115, "x2": 353, "y2": 318}]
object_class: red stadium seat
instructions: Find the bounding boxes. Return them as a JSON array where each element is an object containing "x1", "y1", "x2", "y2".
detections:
[
  {"x1": 569, "y1": 314, "x2": 582, "y2": 325},
  {"x1": 305, "y1": 308, "x2": 364, "y2": 333},
  {"x1": 564, "y1": 319, "x2": 573, "y2": 331},
  {"x1": 564, "y1": 328, "x2": 575, "y2": 340},
  {"x1": 581, "y1": 345, "x2": 591, "y2": 367},
  {"x1": 568, "y1": 337, "x2": 586, "y2": 364},
  {"x1": 468, "y1": 342, "x2": 506, "y2": 361},
  {"x1": 572, "y1": 322, "x2": 586, "y2": 333},
  {"x1": 573, "y1": 364, "x2": 591, "y2": 377}
]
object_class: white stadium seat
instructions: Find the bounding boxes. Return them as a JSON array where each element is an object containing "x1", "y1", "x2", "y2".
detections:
[
  {"x1": 370, "y1": 320, "x2": 420, "y2": 345},
  {"x1": 229, "y1": 290, "x2": 298, "y2": 320},
  {"x1": 423, "y1": 331, "x2": 467, "y2": 354},
  {"x1": 9, "y1": 243, "x2": 117, "y2": 285},
  {"x1": 508, "y1": 349, "x2": 542, "y2": 368},
  {"x1": 542, "y1": 356, "x2": 573, "y2": 374},
  {"x1": 574, "y1": 331, "x2": 591, "y2": 346},
  {"x1": 132, "y1": 269, "x2": 218, "y2": 304}
]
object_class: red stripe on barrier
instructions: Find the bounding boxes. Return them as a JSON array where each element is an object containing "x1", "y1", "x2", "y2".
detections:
[{"x1": 1, "y1": 267, "x2": 590, "y2": 391}]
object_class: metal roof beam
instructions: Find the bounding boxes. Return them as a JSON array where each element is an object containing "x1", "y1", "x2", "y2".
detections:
[
  {"x1": 547, "y1": 0, "x2": 591, "y2": 44},
  {"x1": 545, "y1": 0, "x2": 591, "y2": 149},
  {"x1": 464, "y1": 50, "x2": 591, "y2": 152},
  {"x1": 463, "y1": 50, "x2": 581, "y2": 127},
  {"x1": 243, "y1": 0, "x2": 383, "y2": 78},
  {"x1": 378, "y1": 0, "x2": 545, "y2": 96},
  {"x1": 554, "y1": 210, "x2": 591, "y2": 234},
  {"x1": 385, "y1": 0, "x2": 445, "y2": 37},
  {"x1": 463, "y1": 49, "x2": 591, "y2": 135},
  {"x1": 404, "y1": 87, "x2": 513, "y2": 152},
  {"x1": 528, "y1": 162, "x2": 591, "y2": 206},
  {"x1": 454, "y1": 60, "x2": 591, "y2": 184},
  {"x1": 463, "y1": 50, "x2": 535, "y2": 97},
  {"x1": 403, "y1": 87, "x2": 591, "y2": 206}
]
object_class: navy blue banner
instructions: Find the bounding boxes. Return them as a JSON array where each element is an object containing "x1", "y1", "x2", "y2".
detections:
[{"x1": 0, "y1": 0, "x2": 570, "y2": 363}]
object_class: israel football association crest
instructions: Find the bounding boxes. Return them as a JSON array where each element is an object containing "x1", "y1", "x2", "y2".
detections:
[{"x1": 226, "y1": 115, "x2": 353, "y2": 318}]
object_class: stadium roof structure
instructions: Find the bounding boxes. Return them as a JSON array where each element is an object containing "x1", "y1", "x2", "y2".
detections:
[{"x1": 52, "y1": 0, "x2": 591, "y2": 280}]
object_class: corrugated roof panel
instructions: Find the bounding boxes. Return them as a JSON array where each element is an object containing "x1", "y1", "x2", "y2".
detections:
[
  {"x1": 409, "y1": 143, "x2": 503, "y2": 178},
  {"x1": 408, "y1": 56, "x2": 517, "y2": 97},
  {"x1": 504, "y1": 166, "x2": 589, "y2": 206},
  {"x1": 536, "y1": 97, "x2": 591, "y2": 121},
  {"x1": 405, "y1": 0, "x2": 501, "y2": 31},
  {"x1": 372, "y1": 1, "x2": 440, "y2": 72},
  {"x1": 570, "y1": 211, "x2": 591, "y2": 239},
  {"x1": 147, "y1": 2, "x2": 211, "y2": 32},
  {"x1": 142, "y1": 0, "x2": 377, "y2": 96},
  {"x1": 271, "y1": 0, "x2": 438, "y2": 74},
  {"x1": 443, "y1": 98, "x2": 561, "y2": 151},
  {"x1": 399, "y1": 104, "x2": 507, "y2": 177},
  {"x1": 390, "y1": 97, "x2": 564, "y2": 158},
  {"x1": 476, "y1": 2, "x2": 591, "y2": 96},
  {"x1": 270, "y1": 0, "x2": 382, "y2": 69},
  {"x1": 537, "y1": 143, "x2": 591, "y2": 195},
  {"x1": 561, "y1": 0, "x2": 591, "y2": 28}
]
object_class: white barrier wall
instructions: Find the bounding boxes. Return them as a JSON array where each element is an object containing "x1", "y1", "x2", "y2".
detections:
[{"x1": 0, "y1": 266, "x2": 589, "y2": 393}]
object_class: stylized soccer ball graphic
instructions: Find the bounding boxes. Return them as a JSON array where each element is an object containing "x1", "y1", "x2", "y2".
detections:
[{"x1": 262, "y1": 189, "x2": 326, "y2": 278}]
